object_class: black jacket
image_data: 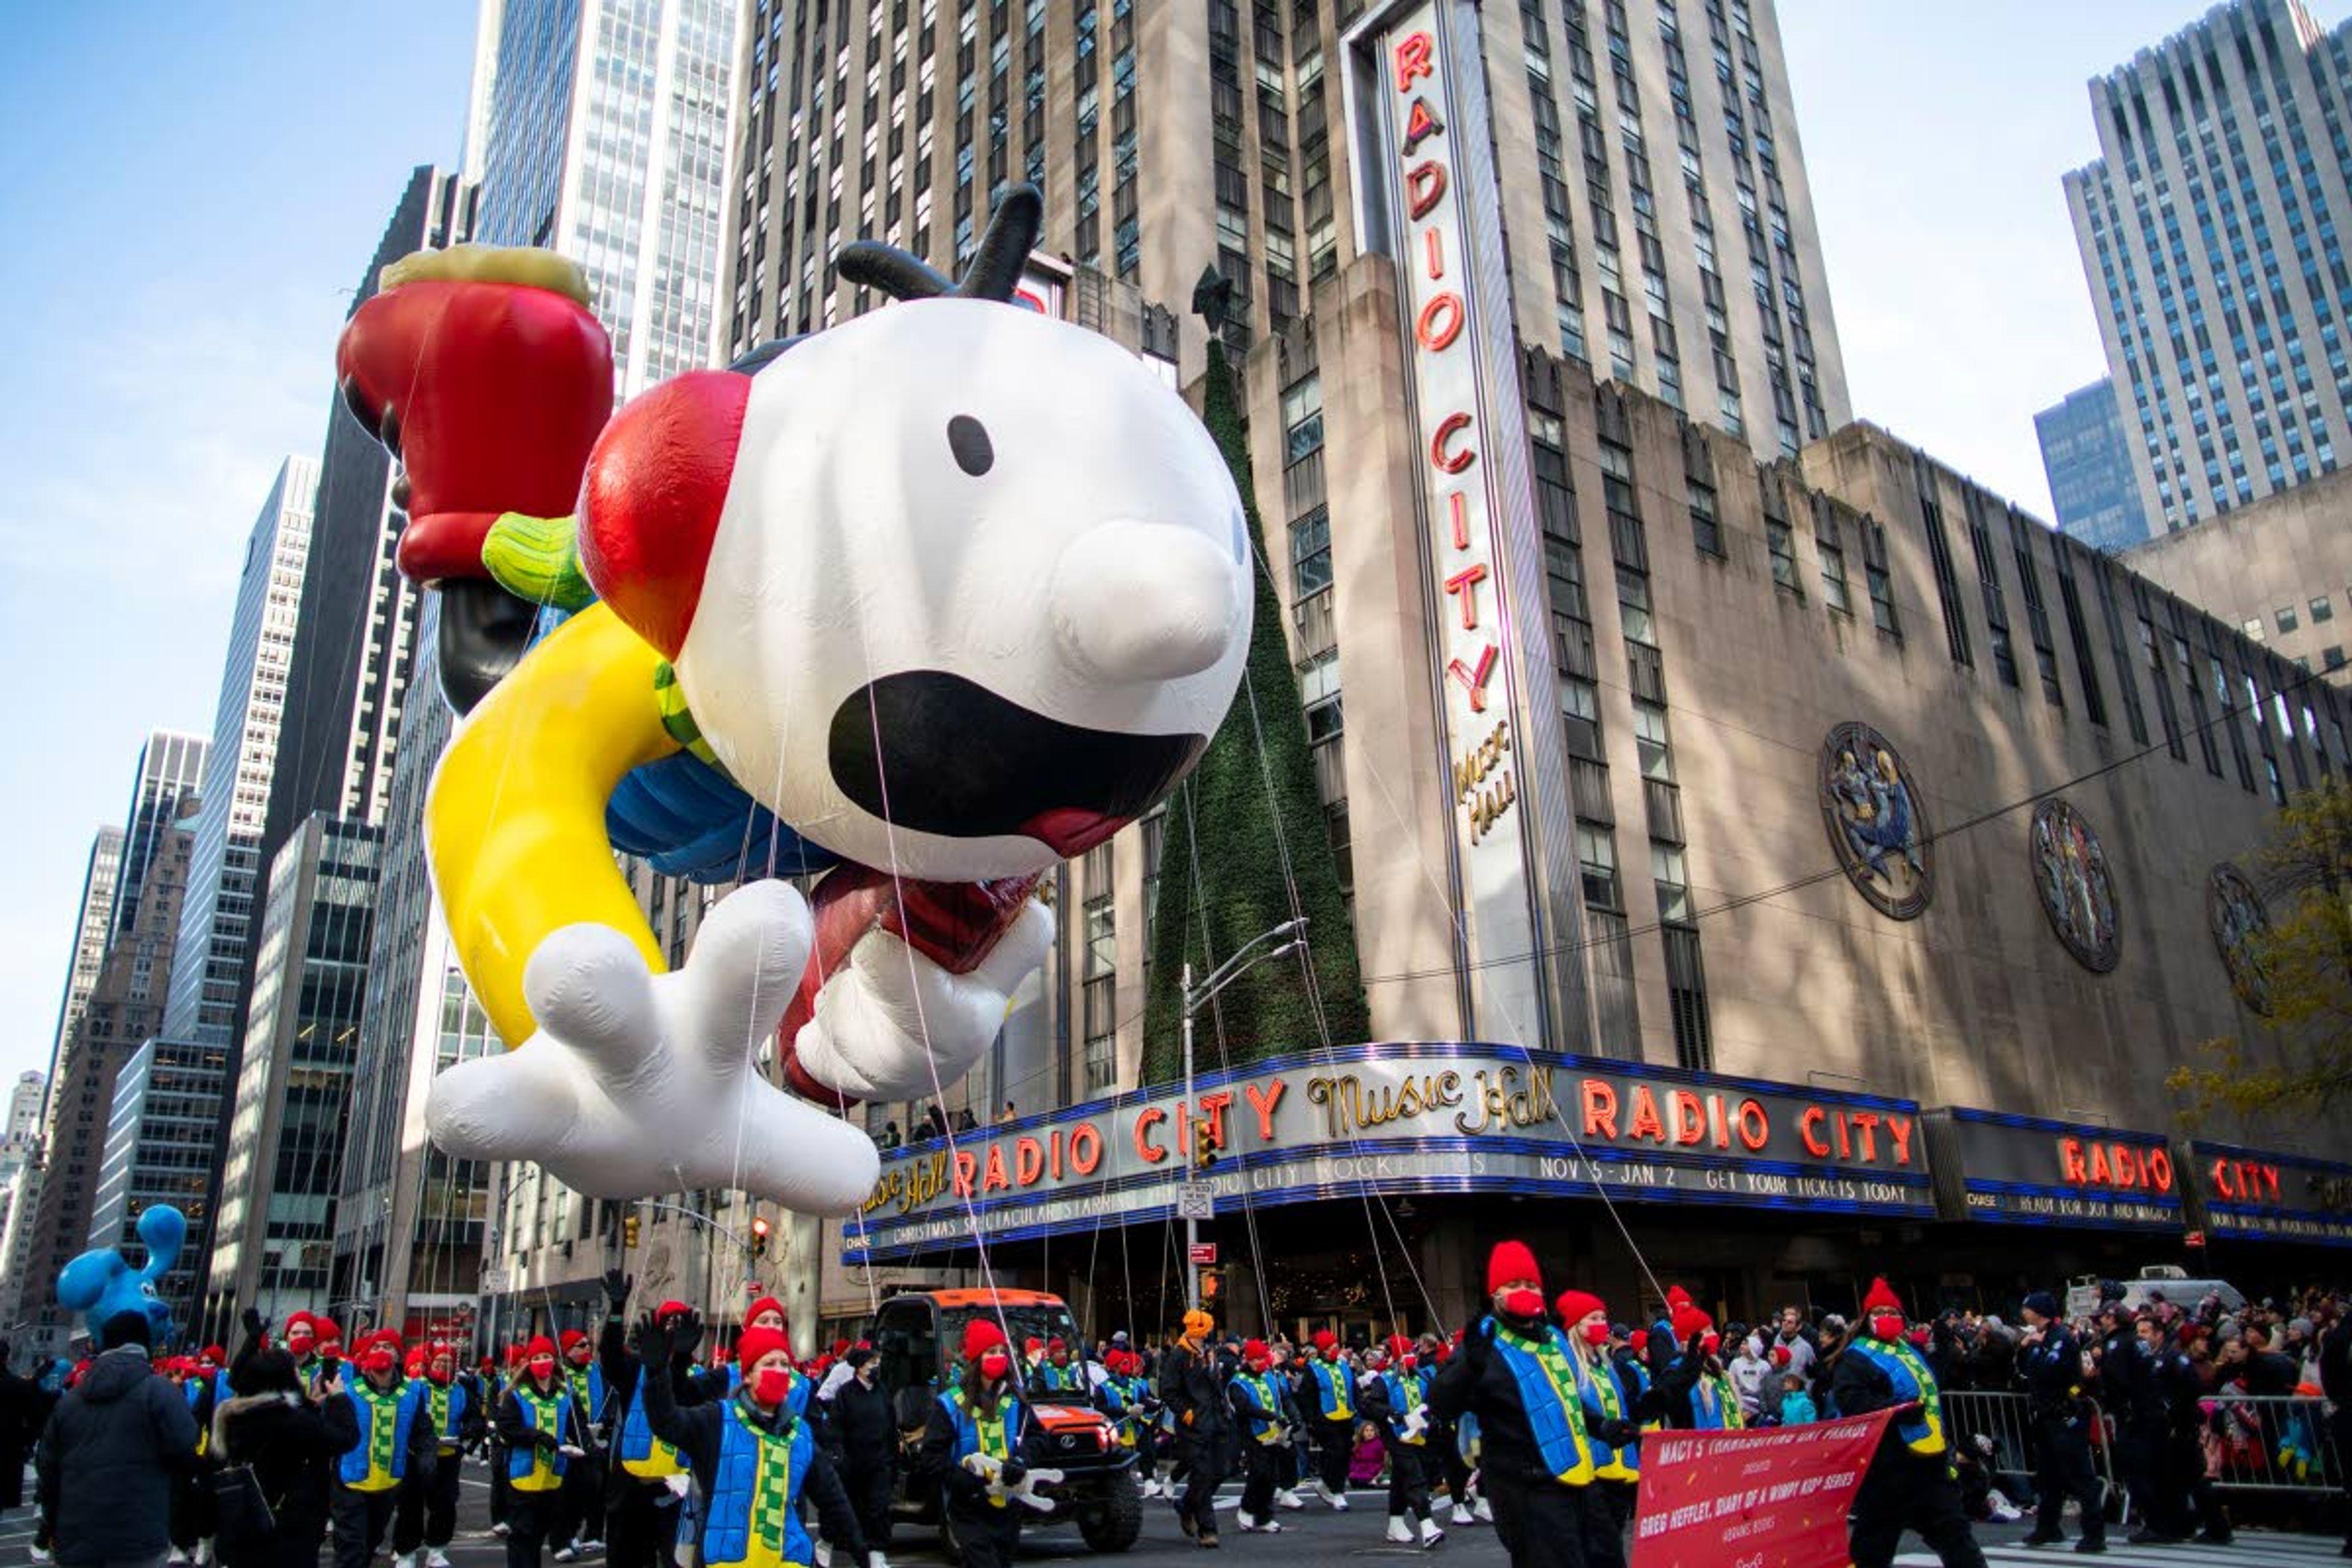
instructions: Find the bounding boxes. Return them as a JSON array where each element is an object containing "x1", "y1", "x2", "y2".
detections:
[
  {"x1": 1429, "y1": 1316, "x2": 1591, "y2": 1487},
  {"x1": 0, "y1": 1363, "x2": 50, "y2": 1511},
  {"x1": 2016, "y1": 1324, "x2": 2088, "y2": 1412},
  {"x1": 212, "y1": 1391, "x2": 362, "y2": 1554},
  {"x1": 2319, "y1": 1317, "x2": 2352, "y2": 1406},
  {"x1": 829, "y1": 1374, "x2": 895, "y2": 1469},
  {"x1": 1158, "y1": 1342, "x2": 1231, "y2": 1441},
  {"x1": 35, "y1": 1347, "x2": 200, "y2": 1562},
  {"x1": 643, "y1": 1365, "x2": 868, "y2": 1565}
]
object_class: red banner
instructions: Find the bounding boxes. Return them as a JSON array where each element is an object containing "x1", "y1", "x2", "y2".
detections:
[{"x1": 1631, "y1": 1409, "x2": 1895, "y2": 1568}]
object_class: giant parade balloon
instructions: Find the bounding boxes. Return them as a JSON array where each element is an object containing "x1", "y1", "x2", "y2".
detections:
[{"x1": 333, "y1": 187, "x2": 1250, "y2": 1213}]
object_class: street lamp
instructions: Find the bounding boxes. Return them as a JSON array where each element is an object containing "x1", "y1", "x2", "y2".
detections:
[{"x1": 1180, "y1": 918, "x2": 1307, "y2": 1312}]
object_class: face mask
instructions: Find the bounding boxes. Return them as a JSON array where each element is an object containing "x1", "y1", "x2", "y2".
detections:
[
  {"x1": 979, "y1": 1352, "x2": 1010, "y2": 1382},
  {"x1": 1700, "y1": 1333, "x2": 1721, "y2": 1355},
  {"x1": 429, "y1": 1365, "x2": 453, "y2": 1385},
  {"x1": 752, "y1": 1366, "x2": 793, "y2": 1406},
  {"x1": 1323, "y1": 1345, "x2": 1342, "y2": 1362},
  {"x1": 1496, "y1": 1287, "x2": 1544, "y2": 1319},
  {"x1": 1246, "y1": 1360, "x2": 1268, "y2": 1374},
  {"x1": 1870, "y1": 1315, "x2": 1903, "y2": 1342},
  {"x1": 1581, "y1": 1322, "x2": 1611, "y2": 1346},
  {"x1": 530, "y1": 1356, "x2": 557, "y2": 1379},
  {"x1": 361, "y1": 1351, "x2": 398, "y2": 1378},
  {"x1": 1401, "y1": 1355, "x2": 1418, "y2": 1371}
]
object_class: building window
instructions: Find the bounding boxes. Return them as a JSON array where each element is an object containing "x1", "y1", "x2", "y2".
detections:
[
  {"x1": 1616, "y1": 565, "x2": 1656, "y2": 647},
  {"x1": 2278, "y1": 605, "x2": 2300, "y2": 634},
  {"x1": 1080, "y1": 850, "x2": 1116, "y2": 1092},
  {"x1": 1560, "y1": 673, "x2": 1602, "y2": 760},
  {"x1": 2329, "y1": 646, "x2": 2347, "y2": 671},
  {"x1": 1766, "y1": 514, "x2": 1798, "y2": 592},
  {"x1": 2314, "y1": 595, "x2": 2335, "y2": 624},
  {"x1": 1651, "y1": 841, "x2": 1691, "y2": 922},
  {"x1": 1575, "y1": 820, "x2": 1620, "y2": 911},
  {"x1": 1632, "y1": 701, "x2": 1674, "y2": 780},
  {"x1": 1817, "y1": 530, "x2": 1850, "y2": 613},
  {"x1": 2243, "y1": 617, "x2": 2266, "y2": 642},
  {"x1": 1687, "y1": 480, "x2": 1722, "y2": 556},
  {"x1": 1290, "y1": 505, "x2": 1332, "y2": 597},
  {"x1": 1282, "y1": 373, "x2": 1324, "y2": 462}
]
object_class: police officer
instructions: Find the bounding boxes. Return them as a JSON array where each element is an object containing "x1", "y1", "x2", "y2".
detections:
[
  {"x1": 2015, "y1": 1291, "x2": 2105, "y2": 1553},
  {"x1": 1831, "y1": 1280, "x2": 1987, "y2": 1568},
  {"x1": 2142, "y1": 1310, "x2": 2231, "y2": 1545},
  {"x1": 2094, "y1": 1295, "x2": 2158, "y2": 1542}
]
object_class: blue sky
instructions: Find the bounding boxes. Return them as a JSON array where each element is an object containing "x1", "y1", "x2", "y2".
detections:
[{"x1": 0, "y1": 0, "x2": 2223, "y2": 1090}]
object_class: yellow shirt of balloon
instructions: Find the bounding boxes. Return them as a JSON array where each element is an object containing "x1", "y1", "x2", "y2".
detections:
[{"x1": 427, "y1": 602, "x2": 680, "y2": 1046}]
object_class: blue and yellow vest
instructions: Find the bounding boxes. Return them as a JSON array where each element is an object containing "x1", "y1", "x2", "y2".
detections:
[
  {"x1": 616, "y1": 1366, "x2": 690, "y2": 1480},
  {"x1": 567, "y1": 1362, "x2": 608, "y2": 1428},
  {"x1": 1575, "y1": 1352, "x2": 1639, "y2": 1480},
  {"x1": 703, "y1": 1398, "x2": 815, "y2": 1568},
  {"x1": 424, "y1": 1378, "x2": 471, "y2": 1452},
  {"x1": 1692, "y1": 1369, "x2": 1744, "y2": 1431},
  {"x1": 1235, "y1": 1371, "x2": 1285, "y2": 1444},
  {"x1": 1037, "y1": 1360, "x2": 1082, "y2": 1394},
  {"x1": 938, "y1": 1386, "x2": 1023, "y2": 1510},
  {"x1": 338, "y1": 1381, "x2": 422, "y2": 1492},
  {"x1": 1304, "y1": 1359, "x2": 1352, "y2": 1421},
  {"x1": 1844, "y1": 1338, "x2": 1945, "y2": 1456},
  {"x1": 508, "y1": 1385, "x2": 575, "y2": 1492},
  {"x1": 1490, "y1": 1322, "x2": 1596, "y2": 1487},
  {"x1": 1379, "y1": 1368, "x2": 1428, "y2": 1446}
]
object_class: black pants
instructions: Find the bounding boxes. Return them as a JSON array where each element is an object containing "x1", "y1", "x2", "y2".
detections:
[
  {"x1": 2029, "y1": 1412, "x2": 2105, "y2": 1544},
  {"x1": 1313, "y1": 1416, "x2": 1353, "y2": 1494},
  {"x1": 490, "y1": 1443, "x2": 513, "y2": 1525},
  {"x1": 1597, "y1": 1480, "x2": 1637, "y2": 1554},
  {"x1": 1385, "y1": 1442, "x2": 1433, "y2": 1522},
  {"x1": 2158, "y1": 1425, "x2": 2227, "y2": 1539},
  {"x1": 604, "y1": 1476, "x2": 678, "y2": 1568},
  {"x1": 507, "y1": 1491, "x2": 559, "y2": 1568},
  {"x1": 1240, "y1": 1437, "x2": 1281, "y2": 1520},
  {"x1": 847, "y1": 1456, "x2": 893, "y2": 1549},
  {"x1": 1848, "y1": 1451, "x2": 1988, "y2": 1568},
  {"x1": 1440, "y1": 1431, "x2": 1474, "y2": 1509},
  {"x1": 330, "y1": 1486, "x2": 401, "y2": 1568},
  {"x1": 947, "y1": 1501, "x2": 1023, "y2": 1568},
  {"x1": 2335, "y1": 1406, "x2": 2352, "y2": 1550},
  {"x1": 552, "y1": 1450, "x2": 606, "y2": 1546},
  {"x1": 1175, "y1": 1433, "x2": 1225, "y2": 1536},
  {"x1": 2116, "y1": 1420, "x2": 2166, "y2": 1532},
  {"x1": 1485, "y1": 1473, "x2": 1591, "y2": 1568},
  {"x1": 397, "y1": 1452, "x2": 463, "y2": 1551}
]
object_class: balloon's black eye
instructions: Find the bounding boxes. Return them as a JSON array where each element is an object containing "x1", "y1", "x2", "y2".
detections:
[{"x1": 948, "y1": 415, "x2": 994, "y2": 476}]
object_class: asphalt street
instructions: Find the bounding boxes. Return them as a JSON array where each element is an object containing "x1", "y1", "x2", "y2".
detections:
[{"x1": 0, "y1": 1472, "x2": 2341, "y2": 1568}]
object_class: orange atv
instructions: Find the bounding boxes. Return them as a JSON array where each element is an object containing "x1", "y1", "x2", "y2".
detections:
[{"x1": 870, "y1": 1287, "x2": 1142, "y2": 1552}]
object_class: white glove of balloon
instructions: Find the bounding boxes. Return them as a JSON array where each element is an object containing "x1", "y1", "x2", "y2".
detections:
[
  {"x1": 789, "y1": 900, "x2": 1054, "y2": 1102},
  {"x1": 426, "y1": 881, "x2": 879, "y2": 1213}
]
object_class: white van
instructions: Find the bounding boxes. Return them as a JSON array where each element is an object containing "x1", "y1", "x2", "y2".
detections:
[{"x1": 2065, "y1": 1265, "x2": 2245, "y2": 1320}]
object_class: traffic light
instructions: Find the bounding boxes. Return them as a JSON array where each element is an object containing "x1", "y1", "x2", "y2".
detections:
[
  {"x1": 749, "y1": 1214, "x2": 772, "y2": 1259},
  {"x1": 1200, "y1": 1268, "x2": 1222, "y2": 1302},
  {"x1": 1193, "y1": 1120, "x2": 1217, "y2": 1170},
  {"x1": 622, "y1": 1213, "x2": 641, "y2": 1250}
]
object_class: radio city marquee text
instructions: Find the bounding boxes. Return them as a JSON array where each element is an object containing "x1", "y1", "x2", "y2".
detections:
[
  {"x1": 1386, "y1": 24, "x2": 1520, "y2": 853},
  {"x1": 860, "y1": 1055, "x2": 1924, "y2": 1225}
]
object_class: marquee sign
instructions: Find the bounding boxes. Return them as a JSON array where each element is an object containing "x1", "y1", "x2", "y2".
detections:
[
  {"x1": 2184, "y1": 1139, "x2": 2352, "y2": 1246},
  {"x1": 1921, "y1": 1109, "x2": 2182, "y2": 1232},
  {"x1": 842, "y1": 1042, "x2": 1936, "y2": 1263},
  {"x1": 1342, "y1": 0, "x2": 1583, "y2": 1046}
]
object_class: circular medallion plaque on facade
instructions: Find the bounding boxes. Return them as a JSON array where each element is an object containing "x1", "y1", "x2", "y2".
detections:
[
  {"x1": 2206, "y1": 861, "x2": 2274, "y2": 1016},
  {"x1": 2029, "y1": 799, "x2": 2120, "y2": 973},
  {"x1": 1820, "y1": 721, "x2": 1932, "y2": 920}
]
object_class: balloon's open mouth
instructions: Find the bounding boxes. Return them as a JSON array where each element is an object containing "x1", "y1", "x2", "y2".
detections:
[{"x1": 827, "y1": 670, "x2": 1207, "y2": 857}]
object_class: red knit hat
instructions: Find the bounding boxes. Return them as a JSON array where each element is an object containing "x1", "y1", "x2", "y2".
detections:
[
  {"x1": 962, "y1": 1318, "x2": 1009, "y2": 1360},
  {"x1": 1671, "y1": 1306, "x2": 1714, "y2": 1341},
  {"x1": 737, "y1": 1326, "x2": 791, "y2": 1374},
  {"x1": 1385, "y1": 1333, "x2": 1413, "y2": 1362},
  {"x1": 202, "y1": 1344, "x2": 226, "y2": 1363},
  {"x1": 1665, "y1": 1285, "x2": 1694, "y2": 1311},
  {"x1": 1311, "y1": 1329, "x2": 1338, "y2": 1354},
  {"x1": 655, "y1": 1300, "x2": 691, "y2": 1321},
  {"x1": 524, "y1": 1335, "x2": 558, "y2": 1362},
  {"x1": 1243, "y1": 1338, "x2": 1270, "y2": 1362},
  {"x1": 312, "y1": 1319, "x2": 344, "y2": 1347},
  {"x1": 1555, "y1": 1290, "x2": 1606, "y2": 1325},
  {"x1": 1487, "y1": 1240, "x2": 1542, "y2": 1294},
  {"x1": 745, "y1": 1295, "x2": 786, "y2": 1327},
  {"x1": 1629, "y1": 1330, "x2": 1649, "y2": 1353},
  {"x1": 559, "y1": 1329, "x2": 586, "y2": 1350},
  {"x1": 1771, "y1": 1344, "x2": 1792, "y2": 1366},
  {"x1": 285, "y1": 1311, "x2": 317, "y2": 1342},
  {"x1": 1862, "y1": 1278, "x2": 1903, "y2": 1316}
]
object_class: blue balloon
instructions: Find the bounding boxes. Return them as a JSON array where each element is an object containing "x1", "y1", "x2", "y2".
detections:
[{"x1": 56, "y1": 1204, "x2": 184, "y2": 1346}]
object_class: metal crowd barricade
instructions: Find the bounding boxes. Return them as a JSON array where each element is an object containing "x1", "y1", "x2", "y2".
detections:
[
  {"x1": 1942, "y1": 1390, "x2": 2117, "y2": 1503},
  {"x1": 1943, "y1": 1389, "x2": 2343, "y2": 1501},
  {"x1": 2199, "y1": 1392, "x2": 2345, "y2": 1494}
]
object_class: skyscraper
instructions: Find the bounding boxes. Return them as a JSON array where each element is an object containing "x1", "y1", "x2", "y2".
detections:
[
  {"x1": 48, "y1": 826, "x2": 125, "y2": 1088},
  {"x1": 267, "y1": 170, "x2": 475, "y2": 858},
  {"x1": 207, "y1": 815, "x2": 379, "y2": 1324},
  {"x1": 85, "y1": 1036, "x2": 230, "y2": 1321},
  {"x1": 3, "y1": 1072, "x2": 42, "y2": 1148},
  {"x1": 162, "y1": 457, "x2": 317, "y2": 1049},
  {"x1": 725, "y1": 0, "x2": 1847, "y2": 460},
  {"x1": 2064, "y1": 0, "x2": 2352, "y2": 533},
  {"x1": 2035, "y1": 378, "x2": 2155, "y2": 551},
  {"x1": 23, "y1": 807, "x2": 195, "y2": 1355},
  {"x1": 105, "y1": 731, "x2": 206, "y2": 943}
]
